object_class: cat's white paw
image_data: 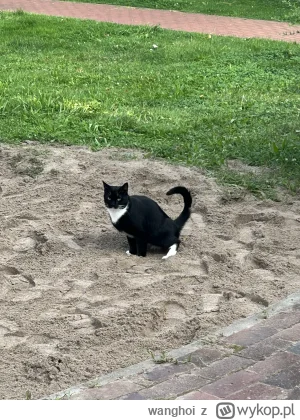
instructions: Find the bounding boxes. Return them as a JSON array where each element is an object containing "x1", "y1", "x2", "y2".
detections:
[
  {"x1": 162, "y1": 244, "x2": 177, "y2": 260},
  {"x1": 162, "y1": 254, "x2": 176, "y2": 260},
  {"x1": 126, "y1": 250, "x2": 131, "y2": 256}
]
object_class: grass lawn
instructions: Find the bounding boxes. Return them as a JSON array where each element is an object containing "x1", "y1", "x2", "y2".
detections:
[
  {"x1": 66, "y1": 0, "x2": 300, "y2": 23},
  {"x1": 0, "y1": 11, "x2": 300, "y2": 195}
]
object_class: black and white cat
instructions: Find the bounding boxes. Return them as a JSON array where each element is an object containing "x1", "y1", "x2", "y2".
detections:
[{"x1": 103, "y1": 181, "x2": 192, "y2": 259}]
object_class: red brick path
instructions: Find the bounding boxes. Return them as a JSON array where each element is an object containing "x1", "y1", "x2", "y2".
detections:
[{"x1": 1, "y1": 0, "x2": 300, "y2": 43}]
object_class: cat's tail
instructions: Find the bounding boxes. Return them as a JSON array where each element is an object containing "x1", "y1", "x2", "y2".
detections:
[{"x1": 166, "y1": 186, "x2": 192, "y2": 231}]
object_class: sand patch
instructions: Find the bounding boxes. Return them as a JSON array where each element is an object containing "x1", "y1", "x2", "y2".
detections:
[{"x1": 0, "y1": 144, "x2": 300, "y2": 399}]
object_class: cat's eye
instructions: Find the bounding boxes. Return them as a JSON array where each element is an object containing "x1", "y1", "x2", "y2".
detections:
[
  {"x1": 107, "y1": 196, "x2": 111, "y2": 201},
  {"x1": 117, "y1": 198, "x2": 122, "y2": 201}
]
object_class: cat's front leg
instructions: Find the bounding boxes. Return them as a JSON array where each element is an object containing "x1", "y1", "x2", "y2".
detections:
[
  {"x1": 136, "y1": 238, "x2": 147, "y2": 257},
  {"x1": 126, "y1": 236, "x2": 137, "y2": 256}
]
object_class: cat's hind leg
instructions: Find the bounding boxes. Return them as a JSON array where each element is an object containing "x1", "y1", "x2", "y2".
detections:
[
  {"x1": 159, "y1": 222, "x2": 181, "y2": 260},
  {"x1": 162, "y1": 243, "x2": 178, "y2": 260},
  {"x1": 126, "y1": 236, "x2": 137, "y2": 256}
]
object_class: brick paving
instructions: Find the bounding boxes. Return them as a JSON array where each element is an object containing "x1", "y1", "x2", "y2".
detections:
[
  {"x1": 1, "y1": 0, "x2": 300, "y2": 43},
  {"x1": 2, "y1": 0, "x2": 300, "y2": 400},
  {"x1": 44, "y1": 296, "x2": 300, "y2": 400}
]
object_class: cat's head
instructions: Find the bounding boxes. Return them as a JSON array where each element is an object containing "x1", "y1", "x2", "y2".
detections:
[{"x1": 103, "y1": 181, "x2": 129, "y2": 209}]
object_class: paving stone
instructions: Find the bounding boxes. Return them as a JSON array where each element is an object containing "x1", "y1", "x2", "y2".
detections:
[
  {"x1": 263, "y1": 361, "x2": 300, "y2": 389},
  {"x1": 248, "y1": 351, "x2": 300, "y2": 376},
  {"x1": 274, "y1": 324, "x2": 300, "y2": 342},
  {"x1": 118, "y1": 392, "x2": 147, "y2": 400},
  {"x1": 144, "y1": 362, "x2": 192, "y2": 382},
  {"x1": 286, "y1": 387, "x2": 300, "y2": 400},
  {"x1": 224, "y1": 325, "x2": 278, "y2": 347},
  {"x1": 176, "y1": 391, "x2": 220, "y2": 400},
  {"x1": 287, "y1": 342, "x2": 300, "y2": 355},
  {"x1": 227, "y1": 382, "x2": 286, "y2": 400},
  {"x1": 179, "y1": 347, "x2": 227, "y2": 367},
  {"x1": 69, "y1": 380, "x2": 143, "y2": 400},
  {"x1": 263, "y1": 311, "x2": 300, "y2": 330},
  {"x1": 238, "y1": 336, "x2": 292, "y2": 361},
  {"x1": 127, "y1": 373, "x2": 154, "y2": 388},
  {"x1": 195, "y1": 355, "x2": 255, "y2": 380},
  {"x1": 199, "y1": 370, "x2": 261, "y2": 398},
  {"x1": 137, "y1": 373, "x2": 210, "y2": 400},
  {"x1": 239, "y1": 345, "x2": 275, "y2": 361},
  {"x1": 256, "y1": 335, "x2": 294, "y2": 350}
]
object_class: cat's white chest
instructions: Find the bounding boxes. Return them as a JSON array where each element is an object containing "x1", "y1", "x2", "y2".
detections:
[{"x1": 107, "y1": 206, "x2": 128, "y2": 224}]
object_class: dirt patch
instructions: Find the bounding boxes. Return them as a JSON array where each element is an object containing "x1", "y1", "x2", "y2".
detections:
[
  {"x1": 0, "y1": 144, "x2": 300, "y2": 399},
  {"x1": 226, "y1": 159, "x2": 272, "y2": 176}
]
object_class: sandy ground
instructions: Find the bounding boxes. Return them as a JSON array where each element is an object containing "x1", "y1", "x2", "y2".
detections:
[{"x1": 0, "y1": 144, "x2": 300, "y2": 399}]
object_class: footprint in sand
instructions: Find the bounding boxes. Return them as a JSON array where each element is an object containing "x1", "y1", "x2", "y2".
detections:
[
  {"x1": 235, "y1": 249, "x2": 273, "y2": 272},
  {"x1": 0, "y1": 319, "x2": 19, "y2": 336},
  {"x1": 13, "y1": 237, "x2": 36, "y2": 252},
  {"x1": 12, "y1": 290, "x2": 41, "y2": 303},
  {"x1": 235, "y1": 250, "x2": 255, "y2": 270},
  {"x1": 164, "y1": 301, "x2": 187, "y2": 320},
  {"x1": 237, "y1": 227, "x2": 255, "y2": 248},
  {"x1": 235, "y1": 210, "x2": 284, "y2": 225},
  {"x1": 0, "y1": 333, "x2": 28, "y2": 349},
  {"x1": 58, "y1": 235, "x2": 82, "y2": 251},
  {"x1": 124, "y1": 273, "x2": 166, "y2": 287},
  {"x1": 0, "y1": 265, "x2": 35, "y2": 287},
  {"x1": 26, "y1": 334, "x2": 59, "y2": 356},
  {"x1": 0, "y1": 319, "x2": 27, "y2": 349},
  {"x1": 61, "y1": 278, "x2": 94, "y2": 301},
  {"x1": 68, "y1": 313, "x2": 95, "y2": 334},
  {"x1": 172, "y1": 259, "x2": 209, "y2": 276}
]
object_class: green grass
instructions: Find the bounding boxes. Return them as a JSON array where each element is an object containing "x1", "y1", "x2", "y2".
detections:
[
  {"x1": 66, "y1": 0, "x2": 300, "y2": 24},
  {"x1": 0, "y1": 11, "x2": 300, "y2": 195}
]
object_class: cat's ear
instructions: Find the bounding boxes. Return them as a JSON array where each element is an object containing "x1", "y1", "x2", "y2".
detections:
[
  {"x1": 102, "y1": 181, "x2": 110, "y2": 190},
  {"x1": 121, "y1": 182, "x2": 128, "y2": 193}
]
